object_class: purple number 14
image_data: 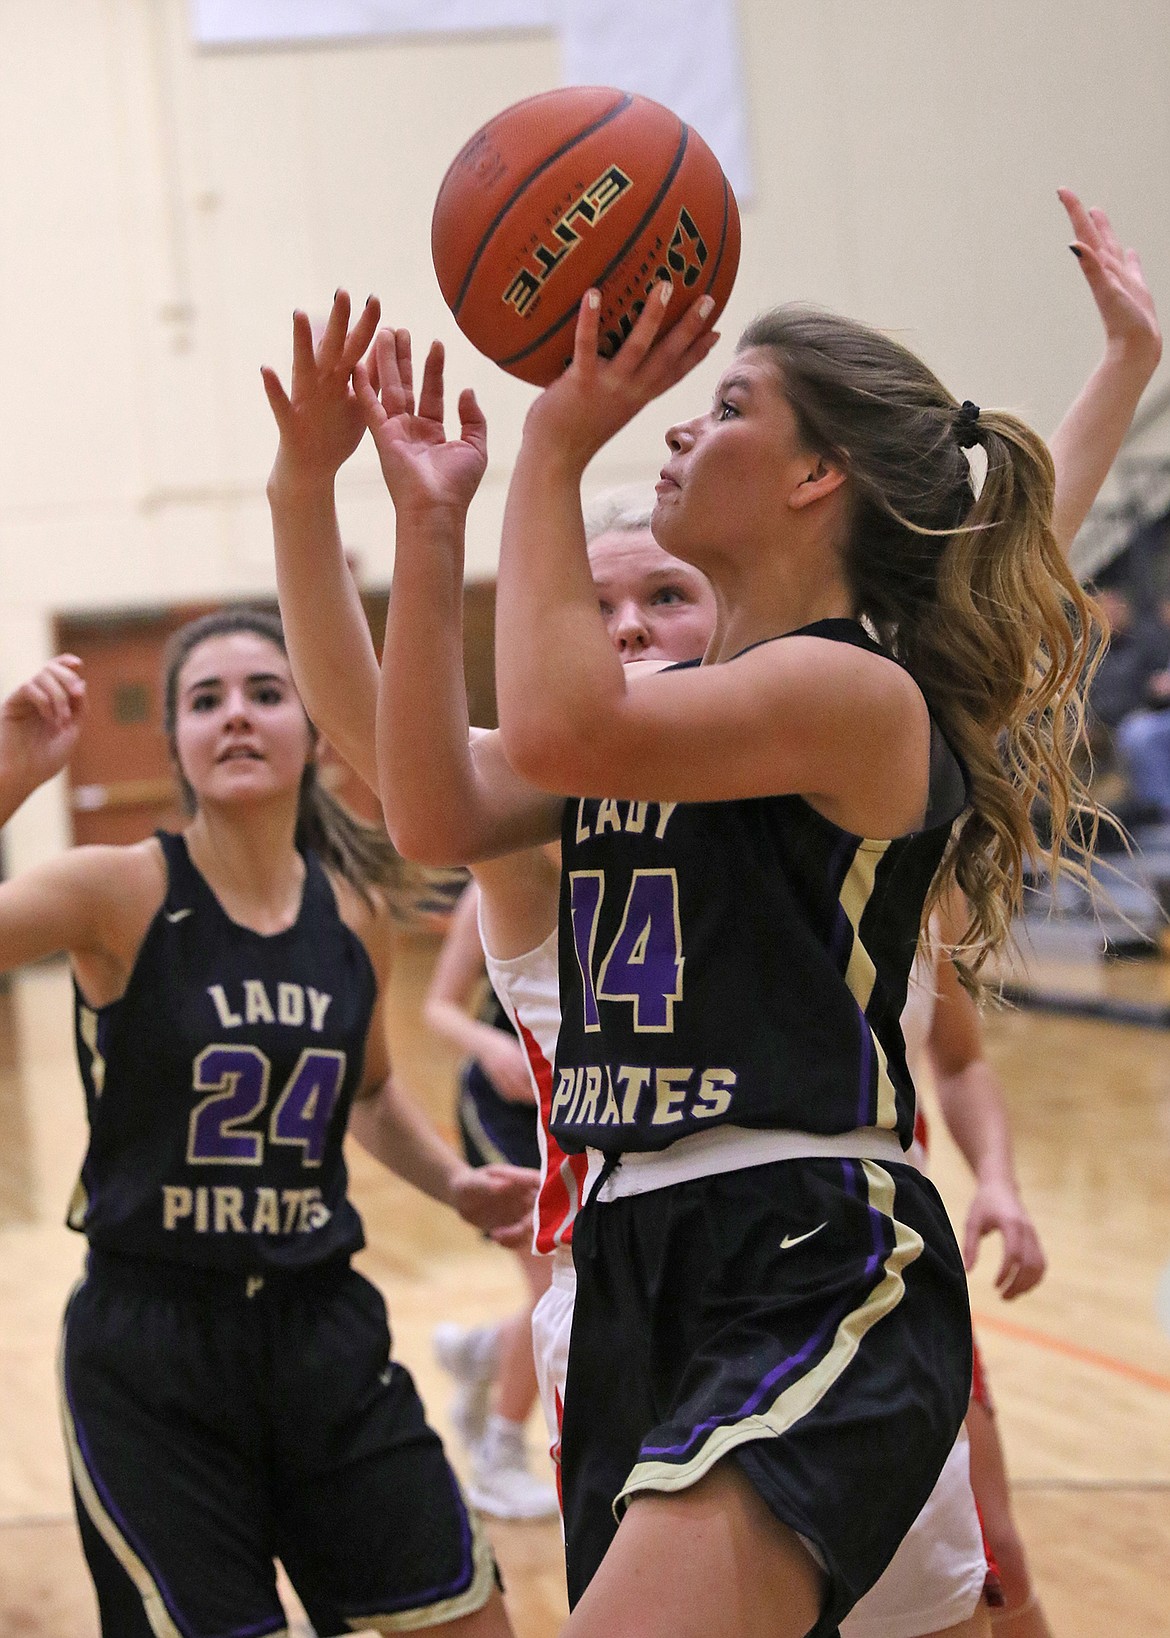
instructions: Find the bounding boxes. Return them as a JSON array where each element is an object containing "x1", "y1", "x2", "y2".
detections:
[{"x1": 569, "y1": 869, "x2": 684, "y2": 1033}]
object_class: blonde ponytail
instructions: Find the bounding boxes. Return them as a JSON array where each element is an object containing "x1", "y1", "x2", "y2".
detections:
[{"x1": 739, "y1": 306, "x2": 1104, "y2": 985}]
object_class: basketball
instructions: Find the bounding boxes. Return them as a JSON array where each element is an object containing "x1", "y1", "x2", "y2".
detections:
[{"x1": 431, "y1": 86, "x2": 740, "y2": 387}]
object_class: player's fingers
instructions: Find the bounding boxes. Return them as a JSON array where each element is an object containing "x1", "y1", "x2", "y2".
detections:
[
  {"x1": 615, "y1": 277, "x2": 674, "y2": 374},
  {"x1": 458, "y1": 387, "x2": 488, "y2": 459},
  {"x1": 290, "y1": 309, "x2": 316, "y2": 389},
  {"x1": 318, "y1": 289, "x2": 352, "y2": 371},
  {"x1": 1057, "y1": 187, "x2": 1098, "y2": 250},
  {"x1": 1089, "y1": 205, "x2": 1124, "y2": 261},
  {"x1": 48, "y1": 654, "x2": 86, "y2": 687},
  {"x1": 1068, "y1": 240, "x2": 1115, "y2": 306},
  {"x1": 341, "y1": 295, "x2": 381, "y2": 375},
  {"x1": 997, "y1": 1257, "x2": 1024, "y2": 1298},
  {"x1": 570, "y1": 289, "x2": 602, "y2": 379},
  {"x1": 395, "y1": 328, "x2": 416, "y2": 417},
  {"x1": 44, "y1": 659, "x2": 86, "y2": 707},
  {"x1": 260, "y1": 365, "x2": 292, "y2": 430},
  {"x1": 21, "y1": 678, "x2": 59, "y2": 724},
  {"x1": 418, "y1": 339, "x2": 446, "y2": 425},
  {"x1": 352, "y1": 359, "x2": 384, "y2": 429},
  {"x1": 373, "y1": 328, "x2": 408, "y2": 416}
]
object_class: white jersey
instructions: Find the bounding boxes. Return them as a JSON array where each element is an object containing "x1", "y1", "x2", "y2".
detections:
[{"x1": 481, "y1": 926, "x2": 603, "y2": 1255}]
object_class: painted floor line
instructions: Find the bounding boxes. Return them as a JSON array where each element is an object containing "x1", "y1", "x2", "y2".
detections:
[{"x1": 973, "y1": 1309, "x2": 1170, "y2": 1394}]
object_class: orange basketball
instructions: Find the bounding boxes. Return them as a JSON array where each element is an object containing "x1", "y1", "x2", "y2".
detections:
[{"x1": 432, "y1": 86, "x2": 740, "y2": 387}]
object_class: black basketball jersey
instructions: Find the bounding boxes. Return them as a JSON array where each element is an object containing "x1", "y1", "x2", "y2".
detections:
[
  {"x1": 552, "y1": 620, "x2": 968, "y2": 1157},
  {"x1": 67, "y1": 832, "x2": 377, "y2": 1270}
]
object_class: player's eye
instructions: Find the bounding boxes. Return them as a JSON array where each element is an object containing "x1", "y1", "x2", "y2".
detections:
[
  {"x1": 716, "y1": 398, "x2": 739, "y2": 421},
  {"x1": 597, "y1": 600, "x2": 613, "y2": 618},
  {"x1": 252, "y1": 684, "x2": 285, "y2": 706},
  {"x1": 189, "y1": 691, "x2": 219, "y2": 712},
  {"x1": 651, "y1": 586, "x2": 685, "y2": 606}
]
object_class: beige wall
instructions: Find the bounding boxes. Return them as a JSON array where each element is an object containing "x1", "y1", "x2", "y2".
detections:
[{"x1": 1, "y1": 0, "x2": 1169, "y2": 864}]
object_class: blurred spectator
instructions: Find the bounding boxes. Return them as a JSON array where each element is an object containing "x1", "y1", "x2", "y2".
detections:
[{"x1": 1091, "y1": 586, "x2": 1170, "y2": 819}]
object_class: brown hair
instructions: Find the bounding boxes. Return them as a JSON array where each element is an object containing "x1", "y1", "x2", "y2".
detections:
[
  {"x1": 162, "y1": 607, "x2": 406, "y2": 909},
  {"x1": 738, "y1": 304, "x2": 1102, "y2": 984}
]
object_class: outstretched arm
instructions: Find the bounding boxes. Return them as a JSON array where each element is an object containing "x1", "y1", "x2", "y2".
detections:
[
  {"x1": 1049, "y1": 191, "x2": 1162, "y2": 553},
  {"x1": 263, "y1": 291, "x2": 383, "y2": 792},
  {"x1": 0, "y1": 654, "x2": 86, "y2": 827},
  {"x1": 354, "y1": 329, "x2": 563, "y2": 863},
  {"x1": 0, "y1": 658, "x2": 161, "y2": 988}
]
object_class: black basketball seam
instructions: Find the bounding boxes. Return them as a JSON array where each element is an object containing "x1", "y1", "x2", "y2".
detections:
[
  {"x1": 498, "y1": 121, "x2": 694, "y2": 372},
  {"x1": 444, "y1": 92, "x2": 634, "y2": 318},
  {"x1": 704, "y1": 171, "x2": 732, "y2": 297}
]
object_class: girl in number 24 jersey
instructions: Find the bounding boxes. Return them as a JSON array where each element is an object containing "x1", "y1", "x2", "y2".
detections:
[{"x1": 0, "y1": 609, "x2": 535, "y2": 1638}]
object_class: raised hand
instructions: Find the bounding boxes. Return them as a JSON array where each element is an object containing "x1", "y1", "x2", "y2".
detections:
[
  {"x1": 0, "y1": 655, "x2": 86, "y2": 800},
  {"x1": 262, "y1": 290, "x2": 382, "y2": 487},
  {"x1": 1059, "y1": 189, "x2": 1162, "y2": 373},
  {"x1": 525, "y1": 282, "x2": 721, "y2": 469},
  {"x1": 353, "y1": 329, "x2": 487, "y2": 517}
]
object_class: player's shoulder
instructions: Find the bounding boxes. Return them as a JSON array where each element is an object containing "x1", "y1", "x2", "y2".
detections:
[
  {"x1": 48, "y1": 835, "x2": 167, "y2": 911},
  {"x1": 748, "y1": 624, "x2": 922, "y2": 700}
]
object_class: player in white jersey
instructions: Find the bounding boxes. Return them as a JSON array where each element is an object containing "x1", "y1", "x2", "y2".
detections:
[
  {"x1": 900, "y1": 904, "x2": 1055, "y2": 1636},
  {"x1": 264, "y1": 192, "x2": 1157, "y2": 1638}
]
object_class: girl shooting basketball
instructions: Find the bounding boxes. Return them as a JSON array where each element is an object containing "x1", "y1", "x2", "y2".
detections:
[
  {"x1": 263, "y1": 190, "x2": 1158, "y2": 1638},
  {"x1": 361, "y1": 242, "x2": 1125, "y2": 1638}
]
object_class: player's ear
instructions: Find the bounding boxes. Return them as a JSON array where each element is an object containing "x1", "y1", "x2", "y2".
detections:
[{"x1": 789, "y1": 455, "x2": 847, "y2": 510}]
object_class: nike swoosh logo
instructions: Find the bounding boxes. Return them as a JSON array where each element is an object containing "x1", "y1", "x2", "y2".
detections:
[
  {"x1": 165, "y1": 908, "x2": 194, "y2": 924},
  {"x1": 780, "y1": 1223, "x2": 827, "y2": 1250}
]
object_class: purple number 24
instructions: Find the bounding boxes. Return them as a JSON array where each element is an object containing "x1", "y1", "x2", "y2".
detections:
[{"x1": 187, "y1": 1046, "x2": 346, "y2": 1167}]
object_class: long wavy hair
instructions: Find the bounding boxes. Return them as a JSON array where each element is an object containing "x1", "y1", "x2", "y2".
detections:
[
  {"x1": 162, "y1": 607, "x2": 406, "y2": 909},
  {"x1": 738, "y1": 305, "x2": 1103, "y2": 985}
]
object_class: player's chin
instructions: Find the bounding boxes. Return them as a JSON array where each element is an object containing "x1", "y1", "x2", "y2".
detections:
[
  {"x1": 206, "y1": 763, "x2": 284, "y2": 803},
  {"x1": 650, "y1": 491, "x2": 682, "y2": 545}
]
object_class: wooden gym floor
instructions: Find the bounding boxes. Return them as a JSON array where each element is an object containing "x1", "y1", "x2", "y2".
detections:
[{"x1": 0, "y1": 932, "x2": 1167, "y2": 1637}]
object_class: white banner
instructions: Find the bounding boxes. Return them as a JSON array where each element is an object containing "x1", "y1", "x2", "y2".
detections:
[
  {"x1": 191, "y1": 0, "x2": 553, "y2": 46},
  {"x1": 190, "y1": 0, "x2": 753, "y2": 201},
  {"x1": 556, "y1": 0, "x2": 753, "y2": 203}
]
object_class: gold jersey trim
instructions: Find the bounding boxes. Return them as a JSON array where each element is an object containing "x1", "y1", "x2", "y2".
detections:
[
  {"x1": 58, "y1": 1285, "x2": 185, "y2": 1638},
  {"x1": 457, "y1": 1086, "x2": 509, "y2": 1167},
  {"x1": 837, "y1": 843, "x2": 899, "y2": 1131}
]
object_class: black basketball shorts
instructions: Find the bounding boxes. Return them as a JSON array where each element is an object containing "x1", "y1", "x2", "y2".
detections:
[
  {"x1": 560, "y1": 1155, "x2": 972, "y2": 1638},
  {"x1": 457, "y1": 1063, "x2": 542, "y2": 1172},
  {"x1": 60, "y1": 1253, "x2": 497, "y2": 1638}
]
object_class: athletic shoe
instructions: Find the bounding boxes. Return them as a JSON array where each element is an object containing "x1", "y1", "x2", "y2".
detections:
[
  {"x1": 432, "y1": 1320, "x2": 501, "y2": 1451},
  {"x1": 467, "y1": 1414, "x2": 560, "y2": 1520}
]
